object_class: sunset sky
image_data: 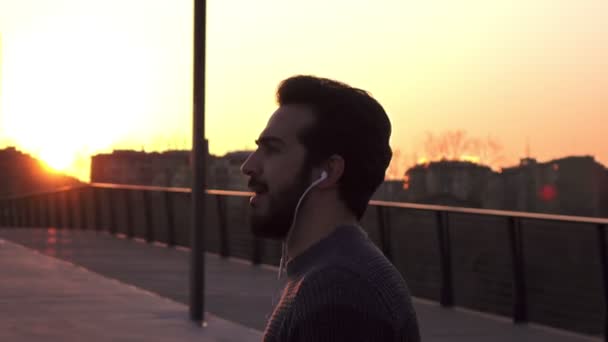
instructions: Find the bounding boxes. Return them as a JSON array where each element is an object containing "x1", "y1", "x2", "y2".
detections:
[{"x1": 0, "y1": 0, "x2": 606, "y2": 181}]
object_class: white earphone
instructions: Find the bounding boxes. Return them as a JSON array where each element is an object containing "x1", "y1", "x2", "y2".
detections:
[
  {"x1": 319, "y1": 171, "x2": 328, "y2": 182},
  {"x1": 277, "y1": 170, "x2": 328, "y2": 279}
]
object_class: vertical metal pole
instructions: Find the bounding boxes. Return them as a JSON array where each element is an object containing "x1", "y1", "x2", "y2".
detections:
[
  {"x1": 109, "y1": 189, "x2": 117, "y2": 235},
  {"x1": 124, "y1": 189, "x2": 135, "y2": 239},
  {"x1": 216, "y1": 195, "x2": 229, "y2": 257},
  {"x1": 93, "y1": 187, "x2": 102, "y2": 231},
  {"x1": 18, "y1": 198, "x2": 24, "y2": 227},
  {"x1": 376, "y1": 206, "x2": 393, "y2": 261},
  {"x1": 252, "y1": 237, "x2": 264, "y2": 265},
  {"x1": 21, "y1": 197, "x2": 27, "y2": 227},
  {"x1": 508, "y1": 217, "x2": 528, "y2": 323},
  {"x1": 66, "y1": 191, "x2": 74, "y2": 229},
  {"x1": 79, "y1": 188, "x2": 87, "y2": 230},
  {"x1": 436, "y1": 211, "x2": 454, "y2": 307},
  {"x1": 56, "y1": 192, "x2": 63, "y2": 229},
  {"x1": 23, "y1": 197, "x2": 29, "y2": 227},
  {"x1": 2, "y1": 200, "x2": 6, "y2": 227},
  {"x1": 47, "y1": 193, "x2": 54, "y2": 228},
  {"x1": 191, "y1": 0, "x2": 208, "y2": 323},
  {"x1": 0, "y1": 200, "x2": 5, "y2": 227},
  {"x1": 0, "y1": 200, "x2": 4, "y2": 227},
  {"x1": 13, "y1": 198, "x2": 18, "y2": 227},
  {"x1": 597, "y1": 224, "x2": 608, "y2": 342},
  {"x1": 26, "y1": 197, "x2": 32, "y2": 227},
  {"x1": 12, "y1": 199, "x2": 17, "y2": 227},
  {"x1": 35, "y1": 195, "x2": 41, "y2": 227},
  {"x1": 165, "y1": 191, "x2": 176, "y2": 247},
  {"x1": 142, "y1": 190, "x2": 154, "y2": 243}
]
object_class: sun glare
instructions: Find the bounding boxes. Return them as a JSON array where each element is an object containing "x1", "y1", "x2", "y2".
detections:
[
  {"x1": 1, "y1": 13, "x2": 159, "y2": 181},
  {"x1": 39, "y1": 149, "x2": 74, "y2": 172}
]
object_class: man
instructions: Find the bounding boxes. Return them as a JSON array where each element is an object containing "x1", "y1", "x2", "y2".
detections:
[{"x1": 241, "y1": 75, "x2": 420, "y2": 341}]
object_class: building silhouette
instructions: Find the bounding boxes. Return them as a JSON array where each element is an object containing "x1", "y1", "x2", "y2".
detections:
[
  {"x1": 0, "y1": 147, "x2": 82, "y2": 197},
  {"x1": 90, "y1": 150, "x2": 251, "y2": 191},
  {"x1": 499, "y1": 156, "x2": 608, "y2": 217},
  {"x1": 376, "y1": 156, "x2": 608, "y2": 218},
  {"x1": 404, "y1": 160, "x2": 494, "y2": 207}
]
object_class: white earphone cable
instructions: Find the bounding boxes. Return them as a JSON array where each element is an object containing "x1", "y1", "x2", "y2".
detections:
[{"x1": 277, "y1": 172, "x2": 327, "y2": 279}]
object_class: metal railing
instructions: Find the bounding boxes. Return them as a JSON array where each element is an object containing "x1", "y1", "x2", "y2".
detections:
[{"x1": 0, "y1": 183, "x2": 606, "y2": 340}]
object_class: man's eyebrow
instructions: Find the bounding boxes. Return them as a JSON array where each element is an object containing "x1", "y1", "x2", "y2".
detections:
[{"x1": 255, "y1": 136, "x2": 286, "y2": 147}]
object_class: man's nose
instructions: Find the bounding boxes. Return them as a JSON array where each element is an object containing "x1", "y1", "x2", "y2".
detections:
[{"x1": 241, "y1": 152, "x2": 259, "y2": 177}]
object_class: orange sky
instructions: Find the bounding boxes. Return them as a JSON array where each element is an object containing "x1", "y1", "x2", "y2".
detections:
[{"x1": 0, "y1": 0, "x2": 607, "y2": 181}]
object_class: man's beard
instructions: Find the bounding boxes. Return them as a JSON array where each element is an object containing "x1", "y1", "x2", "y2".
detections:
[{"x1": 249, "y1": 165, "x2": 311, "y2": 240}]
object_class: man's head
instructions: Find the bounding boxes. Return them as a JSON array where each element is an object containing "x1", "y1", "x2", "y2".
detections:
[{"x1": 241, "y1": 75, "x2": 392, "y2": 240}]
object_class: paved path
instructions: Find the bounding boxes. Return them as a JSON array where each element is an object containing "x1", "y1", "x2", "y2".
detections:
[
  {"x1": 0, "y1": 227, "x2": 601, "y2": 341},
  {"x1": 0, "y1": 237, "x2": 261, "y2": 342}
]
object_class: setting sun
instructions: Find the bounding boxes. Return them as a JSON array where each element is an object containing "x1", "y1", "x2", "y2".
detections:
[
  {"x1": 39, "y1": 149, "x2": 73, "y2": 172},
  {"x1": 0, "y1": 3, "x2": 175, "y2": 181}
]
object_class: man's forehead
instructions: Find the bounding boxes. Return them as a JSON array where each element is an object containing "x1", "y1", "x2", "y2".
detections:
[{"x1": 259, "y1": 105, "x2": 315, "y2": 143}]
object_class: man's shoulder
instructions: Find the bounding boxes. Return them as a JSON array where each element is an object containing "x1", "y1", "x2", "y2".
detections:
[
  {"x1": 293, "y1": 265, "x2": 391, "y2": 313},
  {"x1": 294, "y1": 249, "x2": 416, "y2": 318},
  {"x1": 290, "y1": 265, "x2": 419, "y2": 340}
]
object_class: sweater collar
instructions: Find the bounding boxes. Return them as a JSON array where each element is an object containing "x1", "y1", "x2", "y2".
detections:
[{"x1": 286, "y1": 224, "x2": 368, "y2": 278}]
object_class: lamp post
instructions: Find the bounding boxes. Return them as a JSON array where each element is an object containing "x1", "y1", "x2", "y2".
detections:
[{"x1": 190, "y1": 0, "x2": 207, "y2": 323}]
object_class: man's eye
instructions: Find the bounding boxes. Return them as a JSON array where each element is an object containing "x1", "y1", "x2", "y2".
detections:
[{"x1": 262, "y1": 145, "x2": 280, "y2": 154}]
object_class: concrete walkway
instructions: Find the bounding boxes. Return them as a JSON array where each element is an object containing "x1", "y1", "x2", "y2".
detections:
[
  {"x1": 0, "y1": 228, "x2": 602, "y2": 341},
  {"x1": 0, "y1": 238, "x2": 261, "y2": 341}
]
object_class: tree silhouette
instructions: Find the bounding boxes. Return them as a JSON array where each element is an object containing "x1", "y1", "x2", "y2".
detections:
[
  {"x1": 421, "y1": 130, "x2": 505, "y2": 168},
  {"x1": 385, "y1": 130, "x2": 505, "y2": 180}
]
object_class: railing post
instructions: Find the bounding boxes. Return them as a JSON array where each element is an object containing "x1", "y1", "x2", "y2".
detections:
[
  {"x1": 252, "y1": 238, "x2": 263, "y2": 265},
  {"x1": 0, "y1": 200, "x2": 4, "y2": 227},
  {"x1": 13, "y1": 198, "x2": 19, "y2": 227},
  {"x1": 4, "y1": 199, "x2": 9, "y2": 227},
  {"x1": 26, "y1": 196, "x2": 33, "y2": 227},
  {"x1": 0, "y1": 200, "x2": 5, "y2": 227},
  {"x1": 35, "y1": 196, "x2": 41, "y2": 227},
  {"x1": 2, "y1": 199, "x2": 7, "y2": 227},
  {"x1": 93, "y1": 187, "x2": 102, "y2": 231},
  {"x1": 21, "y1": 197, "x2": 27, "y2": 227},
  {"x1": 164, "y1": 191, "x2": 175, "y2": 247},
  {"x1": 41, "y1": 195, "x2": 47, "y2": 227},
  {"x1": 47, "y1": 193, "x2": 54, "y2": 228},
  {"x1": 216, "y1": 195, "x2": 229, "y2": 258},
  {"x1": 23, "y1": 196, "x2": 32, "y2": 228},
  {"x1": 3, "y1": 199, "x2": 8, "y2": 227},
  {"x1": 376, "y1": 206, "x2": 393, "y2": 261},
  {"x1": 67, "y1": 191, "x2": 75, "y2": 229},
  {"x1": 78, "y1": 188, "x2": 87, "y2": 230},
  {"x1": 17, "y1": 198, "x2": 23, "y2": 227},
  {"x1": 142, "y1": 190, "x2": 154, "y2": 243},
  {"x1": 109, "y1": 189, "x2": 117, "y2": 235},
  {"x1": 35, "y1": 195, "x2": 42, "y2": 227},
  {"x1": 508, "y1": 217, "x2": 528, "y2": 323},
  {"x1": 56, "y1": 192, "x2": 64, "y2": 229},
  {"x1": 124, "y1": 189, "x2": 135, "y2": 239},
  {"x1": 597, "y1": 224, "x2": 608, "y2": 342},
  {"x1": 34, "y1": 196, "x2": 39, "y2": 227},
  {"x1": 23, "y1": 197, "x2": 28, "y2": 227},
  {"x1": 435, "y1": 211, "x2": 454, "y2": 307}
]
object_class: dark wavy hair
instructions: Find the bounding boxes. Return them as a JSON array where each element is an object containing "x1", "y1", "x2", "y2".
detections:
[{"x1": 277, "y1": 75, "x2": 392, "y2": 219}]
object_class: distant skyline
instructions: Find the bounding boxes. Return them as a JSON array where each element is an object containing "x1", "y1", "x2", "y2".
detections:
[{"x1": 1, "y1": 0, "x2": 607, "y2": 181}]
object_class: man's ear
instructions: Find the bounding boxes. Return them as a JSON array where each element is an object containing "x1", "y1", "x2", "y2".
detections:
[{"x1": 318, "y1": 155, "x2": 344, "y2": 189}]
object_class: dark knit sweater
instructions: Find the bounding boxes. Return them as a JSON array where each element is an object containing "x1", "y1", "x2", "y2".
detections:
[{"x1": 263, "y1": 225, "x2": 420, "y2": 342}]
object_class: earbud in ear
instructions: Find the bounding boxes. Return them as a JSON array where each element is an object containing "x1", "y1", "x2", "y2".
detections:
[{"x1": 320, "y1": 171, "x2": 328, "y2": 181}]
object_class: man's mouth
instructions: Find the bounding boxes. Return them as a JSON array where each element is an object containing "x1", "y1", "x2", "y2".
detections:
[
  {"x1": 248, "y1": 181, "x2": 268, "y2": 206},
  {"x1": 250, "y1": 191, "x2": 267, "y2": 206}
]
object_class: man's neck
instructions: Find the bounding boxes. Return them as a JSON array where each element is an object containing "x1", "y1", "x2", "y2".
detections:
[{"x1": 285, "y1": 206, "x2": 358, "y2": 262}]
